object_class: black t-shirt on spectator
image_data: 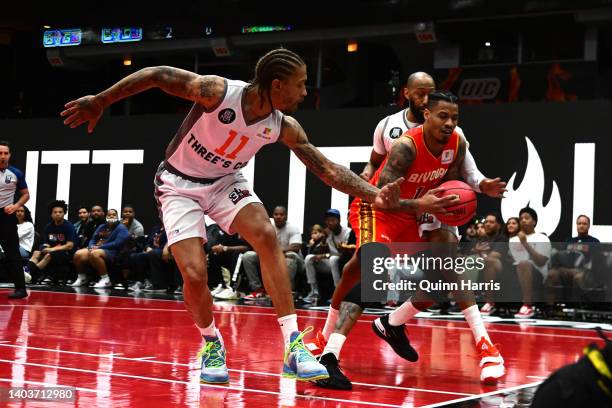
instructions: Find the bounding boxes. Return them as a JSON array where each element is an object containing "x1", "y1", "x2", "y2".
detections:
[
  {"x1": 565, "y1": 235, "x2": 600, "y2": 264},
  {"x1": 482, "y1": 232, "x2": 509, "y2": 257},
  {"x1": 82, "y1": 219, "x2": 105, "y2": 248}
]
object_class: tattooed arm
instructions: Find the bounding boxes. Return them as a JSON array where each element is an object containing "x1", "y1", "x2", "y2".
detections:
[
  {"x1": 378, "y1": 136, "x2": 461, "y2": 213},
  {"x1": 376, "y1": 137, "x2": 423, "y2": 212},
  {"x1": 279, "y1": 115, "x2": 389, "y2": 205},
  {"x1": 60, "y1": 67, "x2": 225, "y2": 133}
]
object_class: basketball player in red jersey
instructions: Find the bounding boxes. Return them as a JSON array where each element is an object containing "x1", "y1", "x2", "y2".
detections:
[
  {"x1": 60, "y1": 48, "x2": 407, "y2": 385},
  {"x1": 313, "y1": 73, "x2": 505, "y2": 353},
  {"x1": 314, "y1": 91, "x2": 504, "y2": 390}
]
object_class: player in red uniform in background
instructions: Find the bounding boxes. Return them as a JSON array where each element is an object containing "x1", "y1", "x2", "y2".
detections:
[{"x1": 314, "y1": 91, "x2": 505, "y2": 390}]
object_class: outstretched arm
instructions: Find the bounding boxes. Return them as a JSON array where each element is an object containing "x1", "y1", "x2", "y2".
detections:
[
  {"x1": 61, "y1": 67, "x2": 225, "y2": 133},
  {"x1": 279, "y1": 116, "x2": 398, "y2": 207}
]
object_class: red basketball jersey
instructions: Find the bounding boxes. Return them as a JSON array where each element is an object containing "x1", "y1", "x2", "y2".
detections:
[{"x1": 370, "y1": 125, "x2": 460, "y2": 200}]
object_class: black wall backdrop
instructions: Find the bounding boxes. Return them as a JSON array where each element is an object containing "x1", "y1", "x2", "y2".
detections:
[{"x1": 2, "y1": 100, "x2": 611, "y2": 241}]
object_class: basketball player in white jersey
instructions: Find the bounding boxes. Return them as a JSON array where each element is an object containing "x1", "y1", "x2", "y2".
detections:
[{"x1": 60, "y1": 48, "x2": 423, "y2": 385}]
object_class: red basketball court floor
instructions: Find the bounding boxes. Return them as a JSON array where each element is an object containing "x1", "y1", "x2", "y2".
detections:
[{"x1": 0, "y1": 289, "x2": 607, "y2": 407}]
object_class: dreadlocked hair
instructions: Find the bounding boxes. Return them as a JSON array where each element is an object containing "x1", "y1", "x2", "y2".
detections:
[{"x1": 250, "y1": 48, "x2": 305, "y2": 109}]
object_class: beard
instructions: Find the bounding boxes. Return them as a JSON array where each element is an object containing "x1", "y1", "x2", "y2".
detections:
[{"x1": 410, "y1": 106, "x2": 425, "y2": 123}]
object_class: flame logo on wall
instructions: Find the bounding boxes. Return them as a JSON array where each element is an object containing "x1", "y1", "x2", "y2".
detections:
[{"x1": 501, "y1": 137, "x2": 561, "y2": 236}]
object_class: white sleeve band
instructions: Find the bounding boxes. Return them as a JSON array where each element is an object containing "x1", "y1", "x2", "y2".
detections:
[{"x1": 461, "y1": 148, "x2": 486, "y2": 192}]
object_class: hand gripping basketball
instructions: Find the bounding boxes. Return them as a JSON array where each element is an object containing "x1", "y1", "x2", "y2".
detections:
[{"x1": 432, "y1": 180, "x2": 477, "y2": 226}]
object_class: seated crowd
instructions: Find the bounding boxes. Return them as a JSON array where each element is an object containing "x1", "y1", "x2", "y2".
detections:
[
  {"x1": 6, "y1": 199, "x2": 611, "y2": 321},
  {"x1": 456, "y1": 208, "x2": 606, "y2": 319},
  {"x1": 8, "y1": 200, "x2": 358, "y2": 302}
]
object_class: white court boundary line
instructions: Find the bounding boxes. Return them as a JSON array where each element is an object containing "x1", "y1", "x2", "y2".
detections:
[
  {"x1": 0, "y1": 377, "x2": 107, "y2": 395},
  {"x1": 0, "y1": 343, "x2": 474, "y2": 397},
  {"x1": 12, "y1": 289, "x2": 612, "y2": 334},
  {"x1": 418, "y1": 381, "x2": 542, "y2": 408},
  {"x1": 0, "y1": 304, "x2": 603, "y2": 341},
  {"x1": 0, "y1": 358, "x2": 404, "y2": 408}
]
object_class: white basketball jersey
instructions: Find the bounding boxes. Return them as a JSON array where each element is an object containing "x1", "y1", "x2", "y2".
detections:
[
  {"x1": 372, "y1": 108, "x2": 466, "y2": 154},
  {"x1": 165, "y1": 79, "x2": 283, "y2": 179}
]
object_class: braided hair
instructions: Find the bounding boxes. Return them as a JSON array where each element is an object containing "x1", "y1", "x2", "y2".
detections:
[{"x1": 250, "y1": 48, "x2": 306, "y2": 109}]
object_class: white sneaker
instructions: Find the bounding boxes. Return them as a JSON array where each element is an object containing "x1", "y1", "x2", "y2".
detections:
[
  {"x1": 128, "y1": 281, "x2": 144, "y2": 291},
  {"x1": 94, "y1": 277, "x2": 112, "y2": 288},
  {"x1": 24, "y1": 272, "x2": 32, "y2": 283},
  {"x1": 215, "y1": 287, "x2": 238, "y2": 300},
  {"x1": 480, "y1": 302, "x2": 496, "y2": 316},
  {"x1": 70, "y1": 277, "x2": 87, "y2": 287},
  {"x1": 514, "y1": 304, "x2": 535, "y2": 319},
  {"x1": 211, "y1": 283, "x2": 224, "y2": 296}
]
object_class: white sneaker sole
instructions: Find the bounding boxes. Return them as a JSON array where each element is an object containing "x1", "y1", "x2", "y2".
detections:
[{"x1": 481, "y1": 363, "x2": 505, "y2": 384}]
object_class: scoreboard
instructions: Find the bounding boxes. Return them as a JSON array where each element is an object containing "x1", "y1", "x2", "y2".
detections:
[
  {"x1": 101, "y1": 27, "x2": 143, "y2": 43},
  {"x1": 43, "y1": 29, "x2": 82, "y2": 47}
]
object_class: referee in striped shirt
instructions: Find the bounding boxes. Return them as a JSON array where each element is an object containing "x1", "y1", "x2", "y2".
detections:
[{"x1": 0, "y1": 141, "x2": 30, "y2": 299}]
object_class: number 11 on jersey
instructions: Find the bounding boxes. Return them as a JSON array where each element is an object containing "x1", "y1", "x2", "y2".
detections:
[{"x1": 215, "y1": 130, "x2": 249, "y2": 160}]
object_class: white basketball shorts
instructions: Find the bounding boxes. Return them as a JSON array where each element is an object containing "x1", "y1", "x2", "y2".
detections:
[
  {"x1": 154, "y1": 163, "x2": 261, "y2": 246},
  {"x1": 417, "y1": 212, "x2": 459, "y2": 239}
]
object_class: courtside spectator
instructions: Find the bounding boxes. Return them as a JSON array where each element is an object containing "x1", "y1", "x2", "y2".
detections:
[
  {"x1": 242, "y1": 206, "x2": 303, "y2": 299},
  {"x1": 71, "y1": 209, "x2": 129, "y2": 287},
  {"x1": 121, "y1": 205, "x2": 145, "y2": 238},
  {"x1": 28, "y1": 200, "x2": 75, "y2": 284},
  {"x1": 15, "y1": 206, "x2": 34, "y2": 259},
  {"x1": 546, "y1": 215, "x2": 600, "y2": 305},
  {"x1": 73, "y1": 206, "x2": 92, "y2": 249},
  {"x1": 303, "y1": 209, "x2": 351, "y2": 303},
  {"x1": 509, "y1": 207, "x2": 552, "y2": 318}
]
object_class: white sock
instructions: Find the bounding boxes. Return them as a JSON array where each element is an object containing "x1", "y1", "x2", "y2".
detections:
[
  {"x1": 389, "y1": 299, "x2": 420, "y2": 326},
  {"x1": 77, "y1": 274, "x2": 86, "y2": 280},
  {"x1": 322, "y1": 333, "x2": 346, "y2": 359},
  {"x1": 197, "y1": 320, "x2": 216, "y2": 338},
  {"x1": 100, "y1": 274, "x2": 109, "y2": 280},
  {"x1": 322, "y1": 307, "x2": 339, "y2": 340},
  {"x1": 463, "y1": 304, "x2": 491, "y2": 344},
  {"x1": 278, "y1": 314, "x2": 299, "y2": 345}
]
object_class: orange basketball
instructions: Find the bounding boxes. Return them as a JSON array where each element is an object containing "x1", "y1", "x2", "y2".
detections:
[{"x1": 435, "y1": 180, "x2": 477, "y2": 226}]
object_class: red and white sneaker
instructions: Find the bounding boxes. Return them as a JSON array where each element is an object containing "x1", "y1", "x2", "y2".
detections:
[
  {"x1": 477, "y1": 337, "x2": 505, "y2": 385},
  {"x1": 480, "y1": 302, "x2": 496, "y2": 316},
  {"x1": 514, "y1": 304, "x2": 535, "y2": 319},
  {"x1": 242, "y1": 288, "x2": 267, "y2": 300},
  {"x1": 304, "y1": 330, "x2": 327, "y2": 357}
]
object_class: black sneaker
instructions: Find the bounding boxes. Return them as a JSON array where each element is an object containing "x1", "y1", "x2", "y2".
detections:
[
  {"x1": 372, "y1": 315, "x2": 418, "y2": 362},
  {"x1": 8, "y1": 288, "x2": 28, "y2": 299},
  {"x1": 314, "y1": 353, "x2": 352, "y2": 390}
]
